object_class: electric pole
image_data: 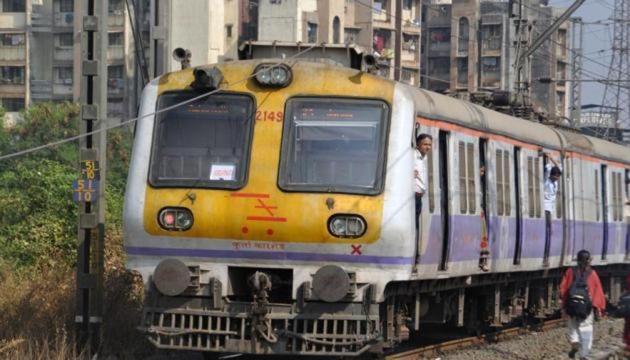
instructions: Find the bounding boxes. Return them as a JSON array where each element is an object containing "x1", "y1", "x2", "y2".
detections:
[
  {"x1": 74, "y1": 0, "x2": 107, "y2": 355},
  {"x1": 600, "y1": 0, "x2": 630, "y2": 141},
  {"x1": 569, "y1": 17, "x2": 583, "y2": 127}
]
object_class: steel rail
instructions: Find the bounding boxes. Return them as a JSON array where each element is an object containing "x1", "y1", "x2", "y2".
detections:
[{"x1": 385, "y1": 318, "x2": 566, "y2": 360}]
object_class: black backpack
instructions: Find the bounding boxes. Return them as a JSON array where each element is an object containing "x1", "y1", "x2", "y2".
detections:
[
  {"x1": 615, "y1": 292, "x2": 630, "y2": 318},
  {"x1": 566, "y1": 268, "x2": 593, "y2": 321}
]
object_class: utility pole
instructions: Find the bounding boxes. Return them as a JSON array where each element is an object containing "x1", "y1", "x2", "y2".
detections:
[
  {"x1": 74, "y1": 0, "x2": 107, "y2": 355},
  {"x1": 394, "y1": 0, "x2": 403, "y2": 81},
  {"x1": 600, "y1": 0, "x2": 630, "y2": 141},
  {"x1": 569, "y1": 17, "x2": 583, "y2": 127}
]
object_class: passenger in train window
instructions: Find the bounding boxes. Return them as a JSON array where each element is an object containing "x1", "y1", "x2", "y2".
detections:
[
  {"x1": 543, "y1": 154, "x2": 562, "y2": 265},
  {"x1": 414, "y1": 133, "x2": 433, "y2": 230},
  {"x1": 559, "y1": 250, "x2": 606, "y2": 360}
]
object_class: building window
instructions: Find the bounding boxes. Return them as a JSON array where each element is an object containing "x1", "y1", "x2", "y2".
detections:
[
  {"x1": 481, "y1": 24, "x2": 502, "y2": 51},
  {"x1": 59, "y1": 0, "x2": 73, "y2": 12},
  {"x1": 333, "y1": 16, "x2": 340, "y2": 44},
  {"x1": 2, "y1": 0, "x2": 25, "y2": 12},
  {"x1": 429, "y1": 28, "x2": 450, "y2": 52},
  {"x1": 55, "y1": 67, "x2": 73, "y2": 85},
  {"x1": 57, "y1": 33, "x2": 73, "y2": 47},
  {"x1": 108, "y1": 0, "x2": 124, "y2": 15},
  {"x1": 457, "y1": 58, "x2": 468, "y2": 87},
  {"x1": 225, "y1": 24, "x2": 233, "y2": 39},
  {"x1": 0, "y1": 66, "x2": 25, "y2": 85},
  {"x1": 458, "y1": 17, "x2": 469, "y2": 53},
  {"x1": 481, "y1": 57, "x2": 501, "y2": 88},
  {"x1": 1, "y1": 97, "x2": 24, "y2": 111},
  {"x1": 374, "y1": 0, "x2": 387, "y2": 13},
  {"x1": 403, "y1": 0, "x2": 412, "y2": 10},
  {"x1": 1, "y1": 33, "x2": 25, "y2": 46},
  {"x1": 108, "y1": 32, "x2": 123, "y2": 46},
  {"x1": 344, "y1": 28, "x2": 359, "y2": 44},
  {"x1": 108, "y1": 65, "x2": 124, "y2": 80},
  {"x1": 307, "y1": 22, "x2": 317, "y2": 43}
]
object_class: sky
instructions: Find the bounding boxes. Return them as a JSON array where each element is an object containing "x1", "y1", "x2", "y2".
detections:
[{"x1": 550, "y1": 0, "x2": 614, "y2": 108}]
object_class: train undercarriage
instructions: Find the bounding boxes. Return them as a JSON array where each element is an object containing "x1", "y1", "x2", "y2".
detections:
[{"x1": 139, "y1": 264, "x2": 630, "y2": 358}]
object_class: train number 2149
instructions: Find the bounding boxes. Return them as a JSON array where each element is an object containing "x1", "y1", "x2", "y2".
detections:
[{"x1": 256, "y1": 110, "x2": 283, "y2": 122}]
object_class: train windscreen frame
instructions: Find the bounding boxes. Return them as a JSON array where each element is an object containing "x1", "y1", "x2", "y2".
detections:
[
  {"x1": 148, "y1": 92, "x2": 255, "y2": 189},
  {"x1": 278, "y1": 97, "x2": 390, "y2": 195}
]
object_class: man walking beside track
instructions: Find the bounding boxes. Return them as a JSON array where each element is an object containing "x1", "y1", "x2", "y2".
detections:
[{"x1": 560, "y1": 250, "x2": 606, "y2": 359}]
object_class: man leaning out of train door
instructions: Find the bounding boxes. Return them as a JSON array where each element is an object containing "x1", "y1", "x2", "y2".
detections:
[
  {"x1": 543, "y1": 152, "x2": 562, "y2": 266},
  {"x1": 414, "y1": 133, "x2": 432, "y2": 231},
  {"x1": 560, "y1": 250, "x2": 606, "y2": 360}
]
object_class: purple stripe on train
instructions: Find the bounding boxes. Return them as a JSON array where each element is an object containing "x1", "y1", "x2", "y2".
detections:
[
  {"x1": 419, "y1": 214, "x2": 628, "y2": 265},
  {"x1": 125, "y1": 246, "x2": 415, "y2": 265}
]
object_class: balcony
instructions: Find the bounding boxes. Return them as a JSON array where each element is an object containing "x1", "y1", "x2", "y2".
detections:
[
  {"x1": 30, "y1": 80, "x2": 53, "y2": 100},
  {"x1": 481, "y1": 38, "x2": 502, "y2": 56},
  {"x1": 108, "y1": 13, "x2": 125, "y2": 28},
  {"x1": 401, "y1": 48, "x2": 419, "y2": 66},
  {"x1": 53, "y1": 83, "x2": 73, "y2": 97},
  {"x1": 0, "y1": 83, "x2": 26, "y2": 95},
  {"x1": 0, "y1": 45, "x2": 25, "y2": 61},
  {"x1": 54, "y1": 47, "x2": 74, "y2": 62},
  {"x1": 54, "y1": 12, "x2": 74, "y2": 28},
  {"x1": 107, "y1": 46, "x2": 124, "y2": 61},
  {"x1": 0, "y1": 13, "x2": 27, "y2": 29}
]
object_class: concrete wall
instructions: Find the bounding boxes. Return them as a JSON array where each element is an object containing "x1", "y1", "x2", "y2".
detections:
[
  {"x1": 258, "y1": 0, "x2": 316, "y2": 42},
  {"x1": 167, "y1": 0, "x2": 225, "y2": 71}
]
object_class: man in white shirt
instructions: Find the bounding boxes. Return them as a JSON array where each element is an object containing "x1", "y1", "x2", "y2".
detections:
[
  {"x1": 543, "y1": 154, "x2": 562, "y2": 265},
  {"x1": 414, "y1": 133, "x2": 432, "y2": 230}
]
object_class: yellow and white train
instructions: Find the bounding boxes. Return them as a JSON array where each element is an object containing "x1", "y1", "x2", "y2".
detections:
[{"x1": 124, "y1": 58, "x2": 630, "y2": 357}]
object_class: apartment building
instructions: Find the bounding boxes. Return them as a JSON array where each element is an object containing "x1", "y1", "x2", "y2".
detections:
[
  {"x1": 0, "y1": 0, "x2": 136, "y2": 123},
  {"x1": 256, "y1": 0, "x2": 422, "y2": 86},
  {"x1": 422, "y1": 0, "x2": 571, "y2": 119}
]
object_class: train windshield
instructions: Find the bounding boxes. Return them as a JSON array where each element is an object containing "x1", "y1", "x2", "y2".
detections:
[
  {"x1": 149, "y1": 92, "x2": 254, "y2": 189},
  {"x1": 279, "y1": 98, "x2": 389, "y2": 195}
]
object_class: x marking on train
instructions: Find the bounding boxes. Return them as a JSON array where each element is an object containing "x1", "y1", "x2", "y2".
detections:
[{"x1": 351, "y1": 244, "x2": 362, "y2": 255}]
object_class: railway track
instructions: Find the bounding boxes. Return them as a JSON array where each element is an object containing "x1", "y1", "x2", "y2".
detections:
[{"x1": 385, "y1": 318, "x2": 567, "y2": 360}]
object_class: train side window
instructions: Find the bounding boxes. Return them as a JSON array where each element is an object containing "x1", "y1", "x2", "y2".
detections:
[
  {"x1": 595, "y1": 169, "x2": 600, "y2": 221},
  {"x1": 527, "y1": 156, "x2": 534, "y2": 217},
  {"x1": 428, "y1": 149, "x2": 435, "y2": 213},
  {"x1": 467, "y1": 143, "x2": 476, "y2": 214},
  {"x1": 611, "y1": 172, "x2": 618, "y2": 221},
  {"x1": 496, "y1": 150, "x2": 505, "y2": 216},
  {"x1": 614, "y1": 172, "x2": 622, "y2": 221},
  {"x1": 534, "y1": 158, "x2": 542, "y2": 218},
  {"x1": 503, "y1": 150, "x2": 511, "y2": 215},
  {"x1": 459, "y1": 141, "x2": 467, "y2": 214}
]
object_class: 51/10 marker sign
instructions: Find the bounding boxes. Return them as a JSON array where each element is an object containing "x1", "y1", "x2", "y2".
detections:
[{"x1": 72, "y1": 179, "x2": 99, "y2": 203}]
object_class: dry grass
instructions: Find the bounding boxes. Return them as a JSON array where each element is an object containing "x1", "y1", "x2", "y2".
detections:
[{"x1": 0, "y1": 228, "x2": 159, "y2": 359}]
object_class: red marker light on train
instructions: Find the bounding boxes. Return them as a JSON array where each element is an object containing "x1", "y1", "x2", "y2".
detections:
[{"x1": 158, "y1": 208, "x2": 194, "y2": 231}]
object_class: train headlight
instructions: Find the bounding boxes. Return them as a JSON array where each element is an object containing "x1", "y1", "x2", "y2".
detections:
[
  {"x1": 158, "y1": 208, "x2": 194, "y2": 231},
  {"x1": 327, "y1": 215, "x2": 367, "y2": 238},
  {"x1": 253, "y1": 64, "x2": 292, "y2": 88}
]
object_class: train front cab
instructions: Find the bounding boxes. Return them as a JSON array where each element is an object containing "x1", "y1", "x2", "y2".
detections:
[{"x1": 124, "y1": 62, "x2": 419, "y2": 357}]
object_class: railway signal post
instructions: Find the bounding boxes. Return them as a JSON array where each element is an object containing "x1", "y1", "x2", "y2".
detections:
[{"x1": 74, "y1": 0, "x2": 108, "y2": 354}]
